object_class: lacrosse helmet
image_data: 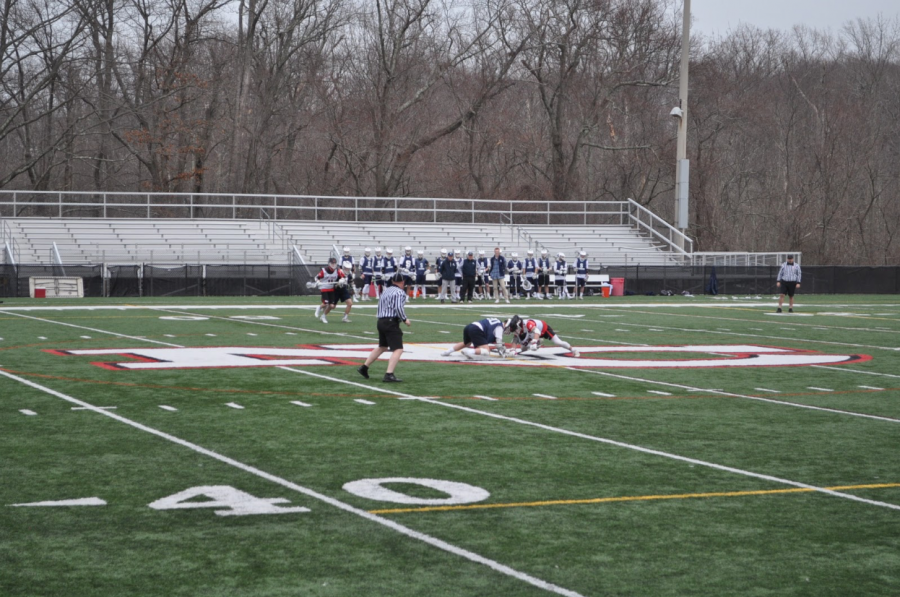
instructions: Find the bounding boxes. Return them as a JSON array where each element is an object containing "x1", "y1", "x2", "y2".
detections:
[
  {"x1": 343, "y1": 246, "x2": 350, "y2": 255},
  {"x1": 364, "y1": 247, "x2": 371, "y2": 256},
  {"x1": 511, "y1": 252, "x2": 518, "y2": 259},
  {"x1": 375, "y1": 247, "x2": 382, "y2": 255},
  {"x1": 527, "y1": 249, "x2": 534, "y2": 257},
  {"x1": 526, "y1": 320, "x2": 537, "y2": 333},
  {"x1": 504, "y1": 315, "x2": 522, "y2": 333},
  {"x1": 558, "y1": 252, "x2": 565, "y2": 259},
  {"x1": 540, "y1": 249, "x2": 548, "y2": 256},
  {"x1": 478, "y1": 249, "x2": 485, "y2": 256},
  {"x1": 579, "y1": 250, "x2": 586, "y2": 257},
  {"x1": 405, "y1": 246, "x2": 412, "y2": 255},
  {"x1": 440, "y1": 248, "x2": 447, "y2": 257},
  {"x1": 327, "y1": 257, "x2": 337, "y2": 271},
  {"x1": 386, "y1": 247, "x2": 393, "y2": 255},
  {"x1": 417, "y1": 249, "x2": 424, "y2": 256}
]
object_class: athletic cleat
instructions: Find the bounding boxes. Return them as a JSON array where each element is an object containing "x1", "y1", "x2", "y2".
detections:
[
  {"x1": 383, "y1": 372, "x2": 402, "y2": 383},
  {"x1": 788, "y1": 308, "x2": 793, "y2": 313},
  {"x1": 342, "y1": 316, "x2": 351, "y2": 323},
  {"x1": 572, "y1": 350, "x2": 580, "y2": 357},
  {"x1": 357, "y1": 365, "x2": 369, "y2": 379},
  {"x1": 505, "y1": 299, "x2": 510, "y2": 304},
  {"x1": 441, "y1": 350, "x2": 454, "y2": 357},
  {"x1": 495, "y1": 299, "x2": 500, "y2": 304},
  {"x1": 320, "y1": 315, "x2": 328, "y2": 324},
  {"x1": 776, "y1": 308, "x2": 782, "y2": 313},
  {"x1": 462, "y1": 348, "x2": 476, "y2": 359}
]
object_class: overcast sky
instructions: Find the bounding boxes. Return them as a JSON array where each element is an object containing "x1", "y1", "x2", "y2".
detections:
[{"x1": 691, "y1": 0, "x2": 900, "y2": 37}]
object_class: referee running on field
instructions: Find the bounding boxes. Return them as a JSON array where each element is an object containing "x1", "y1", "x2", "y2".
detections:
[{"x1": 358, "y1": 272, "x2": 411, "y2": 382}]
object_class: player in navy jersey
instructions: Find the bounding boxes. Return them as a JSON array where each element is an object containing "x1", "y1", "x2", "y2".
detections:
[
  {"x1": 382, "y1": 248, "x2": 398, "y2": 288},
  {"x1": 476, "y1": 249, "x2": 490, "y2": 300},
  {"x1": 575, "y1": 250, "x2": 588, "y2": 299},
  {"x1": 523, "y1": 249, "x2": 537, "y2": 299},
  {"x1": 507, "y1": 252, "x2": 524, "y2": 298},
  {"x1": 536, "y1": 249, "x2": 552, "y2": 299},
  {"x1": 373, "y1": 247, "x2": 386, "y2": 295},
  {"x1": 554, "y1": 252, "x2": 571, "y2": 299},
  {"x1": 359, "y1": 248, "x2": 375, "y2": 300},
  {"x1": 340, "y1": 247, "x2": 357, "y2": 300},
  {"x1": 440, "y1": 317, "x2": 511, "y2": 359},
  {"x1": 413, "y1": 250, "x2": 430, "y2": 298},
  {"x1": 434, "y1": 248, "x2": 448, "y2": 300}
]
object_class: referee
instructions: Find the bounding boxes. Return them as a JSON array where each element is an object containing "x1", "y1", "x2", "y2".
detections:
[
  {"x1": 358, "y1": 272, "x2": 411, "y2": 382},
  {"x1": 776, "y1": 254, "x2": 802, "y2": 313}
]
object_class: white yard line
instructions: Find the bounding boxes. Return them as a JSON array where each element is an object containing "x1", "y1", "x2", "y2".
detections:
[
  {"x1": 533, "y1": 394, "x2": 557, "y2": 400},
  {"x1": 812, "y1": 366, "x2": 900, "y2": 379},
  {"x1": 571, "y1": 368, "x2": 900, "y2": 424},
  {"x1": 354, "y1": 399, "x2": 376, "y2": 405},
  {"x1": 473, "y1": 395, "x2": 499, "y2": 401},
  {"x1": 859, "y1": 386, "x2": 884, "y2": 391},
  {"x1": 0, "y1": 368, "x2": 586, "y2": 597},
  {"x1": 159, "y1": 405, "x2": 178, "y2": 412},
  {"x1": 270, "y1": 367, "x2": 900, "y2": 512}
]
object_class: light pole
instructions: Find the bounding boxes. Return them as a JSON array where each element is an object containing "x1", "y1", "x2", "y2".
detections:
[{"x1": 673, "y1": 0, "x2": 690, "y2": 251}]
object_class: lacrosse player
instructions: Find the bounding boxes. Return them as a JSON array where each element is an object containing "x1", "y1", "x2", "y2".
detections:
[
  {"x1": 400, "y1": 246, "x2": 416, "y2": 291},
  {"x1": 441, "y1": 316, "x2": 511, "y2": 359},
  {"x1": 314, "y1": 257, "x2": 352, "y2": 323},
  {"x1": 476, "y1": 249, "x2": 490, "y2": 300},
  {"x1": 373, "y1": 247, "x2": 386, "y2": 295},
  {"x1": 554, "y1": 252, "x2": 571, "y2": 299},
  {"x1": 524, "y1": 249, "x2": 537, "y2": 299},
  {"x1": 360, "y1": 248, "x2": 375, "y2": 300},
  {"x1": 340, "y1": 247, "x2": 357, "y2": 300},
  {"x1": 383, "y1": 248, "x2": 397, "y2": 287},
  {"x1": 575, "y1": 250, "x2": 589, "y2": 299},
  {"x1": 508, "y1": 252, "x2": 524, "y2": 298},
  {"x1": 414, "y1": 250, "x2": 430, "y2": 298},
  {"x1": 513, "y1": 317, "x2": 579, "y2": 357},
  {"x1": 537, "y1": 249, "x2": 552, "y2": 299},
  {"x1": 434, "y1": 248, "x2": 448, "y2": 300}
]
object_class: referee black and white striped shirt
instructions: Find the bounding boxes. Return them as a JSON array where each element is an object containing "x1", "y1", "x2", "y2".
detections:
[
  {"x1": 377, "y1": 284, "x2": 408, "y2": 321},
  {"x1": 777, "y1": 261, "x2": 802, "y2": 283}
]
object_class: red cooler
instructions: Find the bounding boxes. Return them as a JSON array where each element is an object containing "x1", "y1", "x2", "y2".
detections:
[{"x1": 610, "y1": 277, "x2": 625, "y2": 296}]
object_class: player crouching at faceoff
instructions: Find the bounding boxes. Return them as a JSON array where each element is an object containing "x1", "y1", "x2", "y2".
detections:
[
  {"x1": 314, "y1": 257, "x2": 353, "y2": 323},
  {"x1": 511, "y1": 317, "x2": 579, "y2": 357},
  {"x1": 440, "y1": 316, "x2": 514, "y2": 359}
]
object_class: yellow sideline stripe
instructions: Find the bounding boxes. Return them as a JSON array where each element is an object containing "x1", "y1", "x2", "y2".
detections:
[{"x1": 368, "y1": 483, "x2": 900, "y2": 515}]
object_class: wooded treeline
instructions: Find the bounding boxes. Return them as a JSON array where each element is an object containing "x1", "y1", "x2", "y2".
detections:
[{"x1": 2, "y1": 0, "x2": 898, "y2": 264}]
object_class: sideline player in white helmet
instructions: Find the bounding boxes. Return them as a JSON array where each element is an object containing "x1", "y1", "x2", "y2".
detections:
[
  {"x1": 340, "y1": 247, "x2": 357, "y2": 301},
  {"x1": 537, "y1": 249, "x2": 552, "y2": 299},
  {"x1": 575, "y1": 250, "x2": 589, "y2": 299},
  {"x1": 554, "y1": 252, "x2": 571, "y2": 299},
  {"x1": 360, "y1": 247, "x2": 375, "y2": 300},
  {"x1": 373, "y1": 247, "x2": 385, "y2": 296},
  {"x1": 399, "y1": 246, "x2": 416, "y2": 293},
  {"x1": 413, "y1": 249, "x2": 429, "y2": 298},
  {"x1": 476, "y1": 249, "x2": 489, "y2": 300},
  {"x1": 523, "y1": 249, "x2": 537, "y2": 299},
  {"x1": 435, "y1": 248, "x2": 448, "y2": 300},
  {"x1": 507, "y1": 251, "x2": 524, "y2": 298}
]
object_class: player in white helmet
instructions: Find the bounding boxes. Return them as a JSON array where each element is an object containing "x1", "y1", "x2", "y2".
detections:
[
  {"x1": 575, "y1": 250, "x2": 589, "y2": 299},
  {"x1": 523, "y1": 249, "x2": 537, "y2": 299},
  {"x1": 476, "y1": 249, "x2": 490, "y2": 300},
  {"x1": 373, "y1": 247, "x2": 385, "y2": 296},
  {"x1": 507, "y1": 251, "x2": 524, "y2": 298},
  {"x1": 360, "y1": 247, "x2": 375, "y2": 300},
  {"x1": 435, "y1": 248, "x2": 448, "y2": 300},
  {"x1": 511, "y1": 317, "x2": 579, "y2": 357},
  {"x1": 340, "y1": 247, "x2": 357, "y2": 301},
  {"x1": 537, "y1": 249, "x2": 552, "y2": 299},
  {"x1": 554, "y1": 252, "x2": 571, "y2": 299},
  {"x1": 413, "y1": 249, "x2": 429, "y2": 298},
  {"x1": 399, "y1": 246, "x2": 416, "y2": 294},
  {"x1": 382, "y1": 248, "x2": 397, "y2": 288},
  {"x1": 454, "y1": 248, "x2": 463, "y2": 301}
]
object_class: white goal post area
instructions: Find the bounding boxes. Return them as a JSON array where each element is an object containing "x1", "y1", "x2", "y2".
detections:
[{"x1": 29, "y1": 277, "x2": 84, "y2": 298}]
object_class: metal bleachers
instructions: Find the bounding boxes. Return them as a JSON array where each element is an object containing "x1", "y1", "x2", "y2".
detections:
[{"x1": 3, "y1": 218, "x2": 677, "y2": 266}]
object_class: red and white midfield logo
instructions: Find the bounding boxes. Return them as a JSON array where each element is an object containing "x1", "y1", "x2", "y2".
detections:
[{"x1": 48, "y1": 344, "x2": 870, "y2": 370}]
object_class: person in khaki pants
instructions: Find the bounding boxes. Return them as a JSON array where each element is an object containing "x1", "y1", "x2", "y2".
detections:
[{"x1": 489, "y1": 247, "x2": 510, "y2": 304}]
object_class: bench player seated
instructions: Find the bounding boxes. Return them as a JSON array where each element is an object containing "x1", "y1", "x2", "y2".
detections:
[
  {"x1": 313, "y1": 257, "x2": 353, "y2": 323},
  {"x1": 440, "y1": 316, "x2": 515, "y2": 359},
  {"x1": 511, "y1": 317, "x2": 579, "y2": 357}
]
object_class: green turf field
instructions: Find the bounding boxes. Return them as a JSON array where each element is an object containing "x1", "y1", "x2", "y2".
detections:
[{"x1": 2, "y1": 294, "x2": 899, "y2": 596}]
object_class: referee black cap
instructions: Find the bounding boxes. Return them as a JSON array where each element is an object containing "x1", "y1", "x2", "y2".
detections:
[
  {"x1": 787, "y1": 254, "x2": 794, "y2": 259},
  {"x1": 391, "y1": 272, "x2": 405, "y2": 283}
]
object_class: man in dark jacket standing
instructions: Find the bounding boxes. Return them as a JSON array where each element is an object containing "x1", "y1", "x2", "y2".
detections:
[
  {"x1": 460, "y1": 250, "x2": 478, "y2": 303},
  {"x1": 439, "y1": 251, "x2": 459, "y2": 304}
]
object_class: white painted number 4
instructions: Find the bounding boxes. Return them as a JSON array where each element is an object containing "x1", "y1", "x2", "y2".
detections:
[{"x1": 148, "y1": 486, "x2": 310, "y2": 517}]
